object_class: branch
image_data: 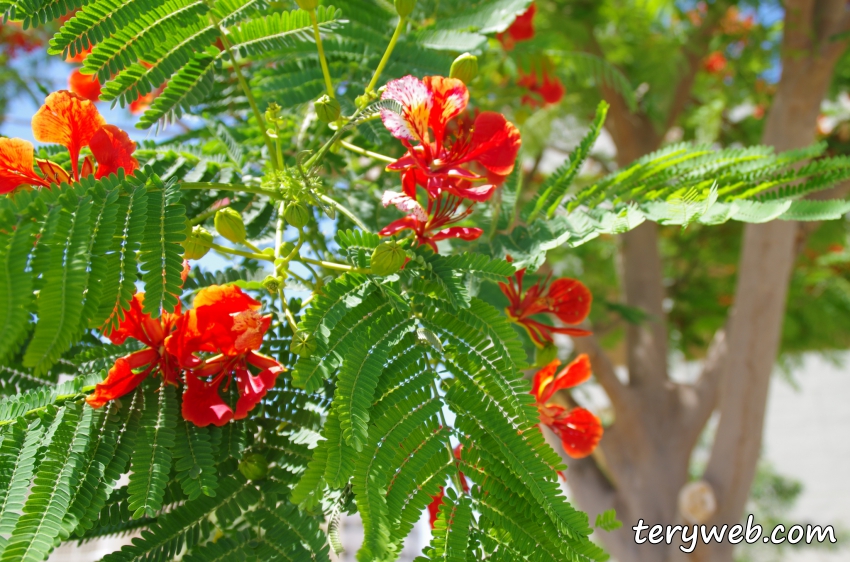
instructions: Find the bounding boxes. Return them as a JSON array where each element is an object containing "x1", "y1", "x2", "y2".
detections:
[
  {"x1": 572, "y1": 332, "x2": 632, "y2": 414},
  {"x1": 690, "y1": 327, "x2": 727, "y2": 427}
]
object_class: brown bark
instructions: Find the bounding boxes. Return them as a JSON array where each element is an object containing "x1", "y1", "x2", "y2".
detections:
[{"x1": 560, "y1": 3, "x2": 850, "y2": 562}]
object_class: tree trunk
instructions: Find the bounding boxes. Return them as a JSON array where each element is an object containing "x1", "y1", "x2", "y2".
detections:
[{"x1": 560, "y1": 3, "x2": 850, "y2": 562}]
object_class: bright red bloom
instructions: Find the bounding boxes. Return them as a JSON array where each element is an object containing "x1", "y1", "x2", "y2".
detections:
[
  {"x1": 65, "y1": 43, "x2": 92, "y2": 63},
  {"x1": 498, "y1": 261, "x2": 592, "y2": 346},
  {"x1": 703, "y1": 51, "x2": 727, "y2": 74},
  {"x1": 69, "y1": 69, "x2": 102, "y2": 102},
  {"x1": 169, "y1": 285, "x2": 282, "y2": 427},
  {"x1": 86, "y1": 294, "x2": 184, "y2": 408},
  {"x1": 379, "y1": 191, "x2": 482, "y2": 251},
  {"x1": 530, "y1": 355, "x2": 602, "y2": 459},
  {"x1": 381, "y1": 75, "x2": 521, "y2": 203},
  {"x1": 531, "y1": 355, "x2": 591, "y2": 404},
  {"x1": 0, "y1": 138, "x2": 51, "y2": 193},
  {"x1": 498, "y1": 3, "x2": 536, "y2": 50},
  {"x1": 32, "y1": 90, "x2": 106, "y2": 180},
  {"x1": 90, "y1": 124, "x2": 139, "y2": 179},
  {"x1": 518, "y1": 61, "x2": 565, "y2": 107}
]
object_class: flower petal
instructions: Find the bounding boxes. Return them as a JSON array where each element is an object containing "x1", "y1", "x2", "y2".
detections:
[
  {"x1": 531, "y1": 359, "x2": 561, "y2": 403},
  {"x1": 31, "y1": 90, "x2": 106, "y2": 179},
  {"x1": 554, "y1": 407, "x2": 602, "y2": 459},
  {"x1": 0, "y1": 138, "x2": 48, "y2": 193},
  {"x1": 86, "y1": 353, "x2": 151, "y2": 408},
  {"x1": 428, "y1": 226, "x2": 483, "y2": 242},
  {"x1": 379, "y1": 215, "x2": 420, "y2": 237},
  {"x1": 382, "y1": 190, "x2": 428, "y2": 222},
  {"x1": 468, "y1": 112, "x2": 521, "y2": 177},
  {"x1": 90, "y1": 124, "x2": 138, "y2": 179},
  {"x1": 69, "y1": 69, "x2": 102, "y2": 102},
  {"x1": 547, "y1": 278, "x2": 592, "y2": 325},
  {"x1": 381, "y1": 75, "x2": 432, "y2": 143},
  {"x1": 542, "y1": 353, "x2": 592, "y2": 403},
  {"x1": 105, "y1": 293, "x2": 161, "y2": 347},
  {"x1": 234, "y1": 362, "x2": 283, "y2": 419},
  {"x1": 423, "y1": 76, "x2": 468, "y2": 144},
  {"x1": 182, "y1": 371, "x2": 234, "y2": 427}
]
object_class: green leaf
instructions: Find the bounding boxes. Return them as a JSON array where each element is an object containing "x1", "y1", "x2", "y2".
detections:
[{"x1": 139, "y1": 175, "x2": 186, "y2": 316}]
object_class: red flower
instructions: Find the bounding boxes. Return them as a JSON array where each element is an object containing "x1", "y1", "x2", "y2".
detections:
[
  {"x1": 90, "y1": 124, "x2": 139, "y2": 179},
  {"x1": 498, "y1": 262, "x2": 592, "y2": 347},
  {"x1": 498, "y1": 3, "x2": 536, "y2": 50},
  {"x1": 65, "y1": 43, "x2": 92, "y2": 63},
  {"x1": 168, "y1": 285, "x2": 282, "y2": 427},
  {"x1": 381, "y1": 75, "x2": 521, "y2": 203},
  {"x1": 86, "y1": 294, "x2": 184, "y2": 408},
  {"x1": 530, "y1": 355, "x2": 603, "y2": 459},
  {"x1": 518, "y1": 60, "x2": 565, "y2": 107},
  {"x1": 0, "y1": 139, "x2": 52, "y2": 193},
  {"x1": 379, "y1": 190, "x2": 482, "y2": 251},
  {"x1": 0, "y1": 22, "x2": 42, "y2": 58},
  {"x1": 703, "y1": 51, "x2": 727, "y2": 74},
  {"x1": 69, "y1": 69, "x2": 102, "y2": 102}
]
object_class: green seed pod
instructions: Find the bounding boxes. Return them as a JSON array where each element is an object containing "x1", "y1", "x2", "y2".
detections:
[
  {"x1": 370, "y1": 241, "x2": 406, "y2": 276},
  {"x1": 394, "y1": 0, "x2": 416, "y2": 17},
  {"x1": 238, "y1": 453, "x2": 269, "y2": 481},
  {"x1": 535, "y1": 342, "x2": 559, "y2": 366},
  {"x1": 295, "y1": 0, "x2": 318, "y2": 10},
  {"x1": 314, "y1": 94, "x2": 341, "y2": 123},
  {"x1": 284, "y1": 202, "x2": 311, "y2": 229},
  {"x1": 182, "y1": 226, "x2": 213, "y2": 260},
  {"x1": 290, "y1": 330, "x2": 317, "y2": 357},
  {"x1": 214, "y1": 207, "x2": 247, "y2": 245},
  {"x1": 450, "y1": 52, "x2": 479, "y2": 84}
]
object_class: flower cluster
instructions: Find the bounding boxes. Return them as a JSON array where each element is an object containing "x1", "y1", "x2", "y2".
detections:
[
  {"x1": 518, "y1": 56, "x2": 565, "y2": 108},
  {"x1": 498, "y1": 259, "x2": 592, "y2": 347},
  {"x1": 531, "y1": 354, "x2": 603, "y2": 458},
  {"x1": 498, "y1": 3, "x2": 536, "y2": 50},
  {"x1": 378, "y1": 75, "x2": 521, "y2": 251},
  {"x1": 87, "y1": 285, "x2": 283, "y2": 427},
  {"x1": 0, "y1": 90, "x2": 138, "y2": 194},
  {"x1": 0, "y1": 21, "x2": 42, "y2": 58}
]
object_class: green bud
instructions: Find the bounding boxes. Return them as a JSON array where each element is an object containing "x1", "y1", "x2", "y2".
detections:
[
  {"x1": 290, "y1": 330, "x2": 317, "y2": 357},
  {"x1": 262, "y1": 275, "x2": 283, "y2": 295},
  {"x1": 284, "y1": 202, "x2": 311, "y2": 229},
  {"x1": 214, "y1": 207, "x2": 247, "y2": 245},
  {"x1": 295, "y1": 0, "x2": 318, "y2": 10},
  {"x1": 394, "y1": 0, "x2": 416, "y2": 17},
  {"x1": 314, "y1": 94, "x2": 341, "y2": 123},
  {"x1": 450, "y1": 52, "x2": 479, "y2": 84},
  {"x1": 535, "y1": 343, "x2": 559, "y2": 366},
  {"x1": 370, "y1": 241, "x2": 407, "y2": 276},
  {"x1": 238, "y1": 453, "x2": 269, "y2": 481},
  {"x1": 182, "y1": 226, "x2": 213, "y2": 260},
  {"x1": 264, "y1": 102, "x2": 282, "y2": 124}
]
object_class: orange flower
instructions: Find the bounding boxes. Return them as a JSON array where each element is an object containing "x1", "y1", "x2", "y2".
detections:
[
  {"x1": 529, "y1": 355, "x2": 602, "y2": 459},
  {"x1": 86, "y1": 294, "x2": 185, "y2": 408},
  {"x1": 703, "y1": 51, "x2": 727, "y2": 75},
  {"x1": 518, "y1": 61, "x2": 565, "y2": 107},
  {"x1": 32, "y1": 90, "x2": 106, "y2": 180},
  {"x1": 69, "y1": 69, "x2": 102, "y2": 102},
  {"x1": 0, "y1": 138, "x2": 51, "y2": 194},
  {"x1": 498, "y1": 3, "x2": 536, "y2": 50}
]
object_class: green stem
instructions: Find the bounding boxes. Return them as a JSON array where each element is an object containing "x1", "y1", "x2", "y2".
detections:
[
  {"x1": 215, "y1": 22, "x2": 277, "y2": 169},
  {"x1": 300, "y1": 256, "x2": 370, "y2": 273},
  {"x1": 366, "y1": 16, "x2": 406, "y2": 93},
  {"x1": 339, "y1": 140, "x2": 396, "y2": 164},
  {"x1": 198, "y1": 239, "x2": 272, "y2": 261},
  {"x1": 319, "y1": 194, "x2": 372, "y2": 232},
  {"x1": 310, "y1": 9, "x2": 335, "y2": 98},
  {"x1": 181, "y1": 182, "x2": 280, "y2": 198}
]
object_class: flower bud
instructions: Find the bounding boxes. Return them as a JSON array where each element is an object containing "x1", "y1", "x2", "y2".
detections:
[
  {"x1": 314, "y1": 94, "x2": 341, "y2": 123},
  {"x1": 535, "y1": 343, "x2": 559, "y2": 366},
  {"x1": 238, "y1": 453, "x2": 269, "y2": 481},
  {"x1": 214, "y1": 207, "x2": 247, "y2": 244},
  {"x1": 182, "y1": 226, "x2": 213, "y2": 260},
  {"x1": 450, "y1": 53, "x2": 478, "y2": 84},
  {"x1": 290, "y1": 330, "x2": 317, "y2": 357},
  {"x1": 284, "y1": 202, "x2": 311, "y2": 229},
  {"x1": 262, "y1": 275, "x2": 283, "y2": 295},
  {"x1": 394, "y1": 0, "x2": 416, "y2": 17},
  {"x1": 370, "y1": 241, "x2": 406, "y2": 276},
  {"x1": 295, "y1": 0, "x2": 318, "y2": 10}
]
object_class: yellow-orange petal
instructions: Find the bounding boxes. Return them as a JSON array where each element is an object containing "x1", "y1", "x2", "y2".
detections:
[
  {"x1": 0, "y1": 138, "x2": 49, "y2": 193},
  {"x1": 31, "y1": 90, "x2": 106, "y2": 179},
  {"x1": 69, "y1": 69, "x2": 102, "y2": 102},
  {"x1": 90, "y1": 124, "x2": 138, "y2": 179}
]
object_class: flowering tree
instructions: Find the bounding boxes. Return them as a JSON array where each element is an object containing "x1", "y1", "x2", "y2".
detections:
[{"x1": 0, "y1": 1, "x2": 848, "y2": 561}]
